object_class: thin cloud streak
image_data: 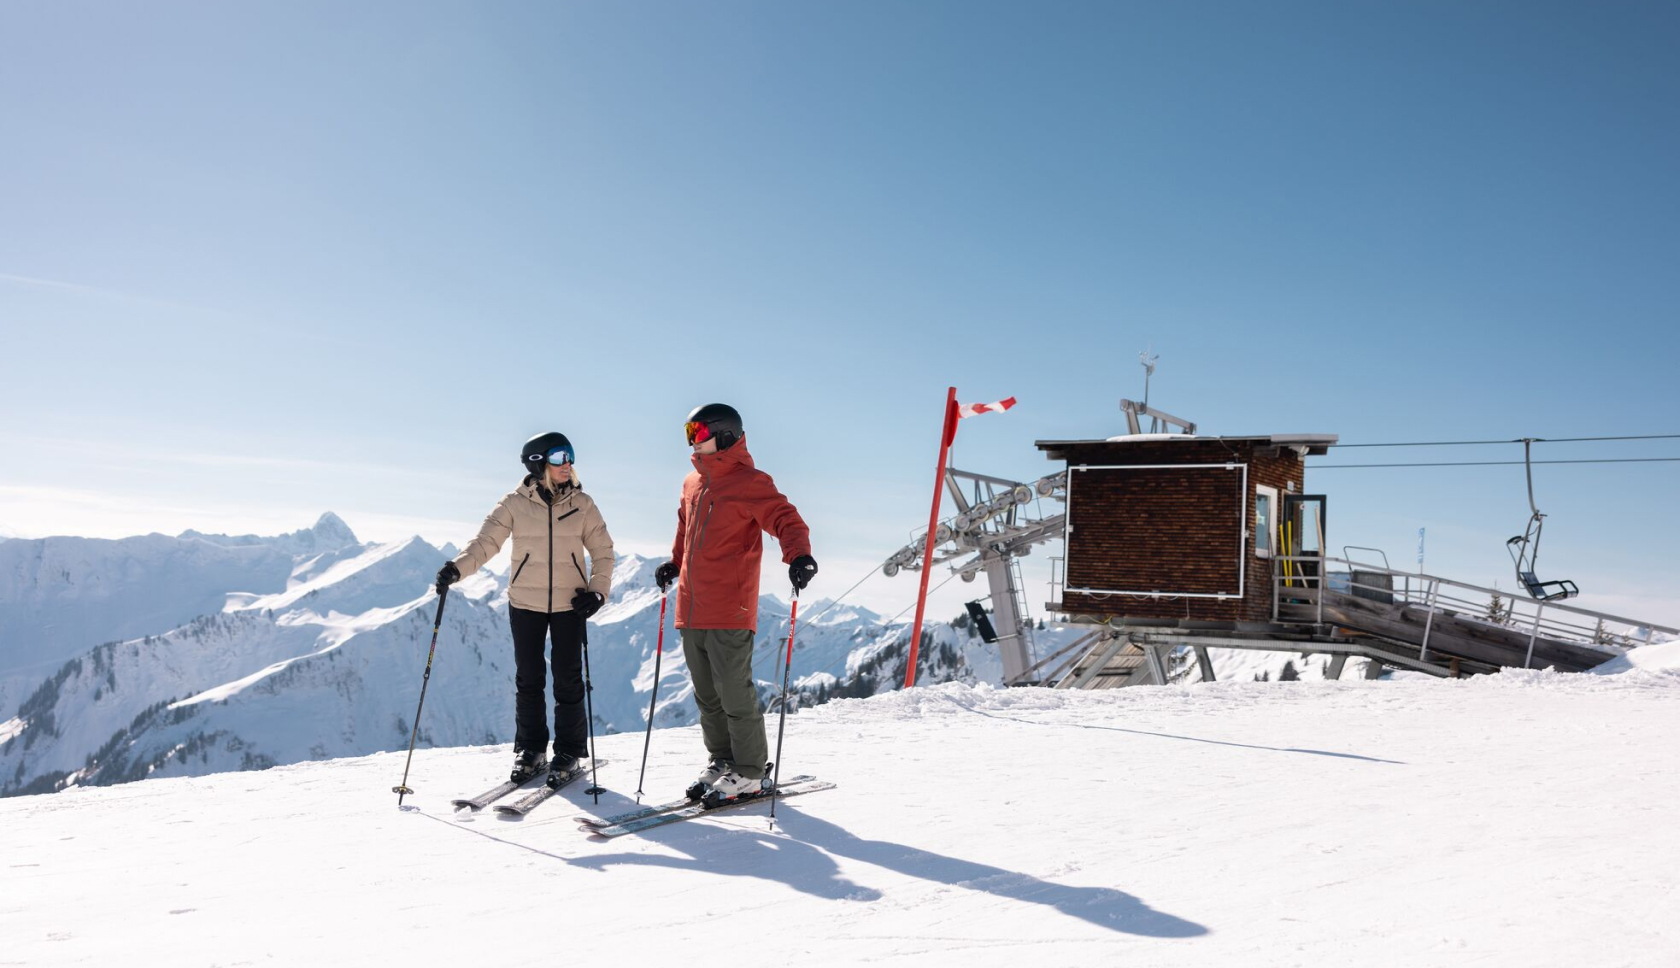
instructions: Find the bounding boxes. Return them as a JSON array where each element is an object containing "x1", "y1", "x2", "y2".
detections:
[
  {"x1": 0, "y1": 484, "x2": 479, "y2": 549},
  {"x1": 0, "y1": 432, "x2": 502, "y2": 488}
]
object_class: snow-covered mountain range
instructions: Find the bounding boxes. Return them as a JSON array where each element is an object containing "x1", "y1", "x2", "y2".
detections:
[
  {"x1": 0, "y1": 515, "x2": 1082, "y2": 797},
  {"x1": 0, "y1": 513, "x2": 361, "y2": 709}
]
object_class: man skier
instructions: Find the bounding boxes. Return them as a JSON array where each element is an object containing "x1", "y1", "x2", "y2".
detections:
[
  {"x1": 436, "y1": 431, "x2": 615, "y2": 785},
  {"x1": 654, "y1": 403, "x2": 818, "y2": 802}
]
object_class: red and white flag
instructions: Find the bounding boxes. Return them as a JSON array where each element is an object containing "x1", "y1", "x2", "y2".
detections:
[{"x1": 956, "y1": 396, "x2": 1017, "y2": 419}]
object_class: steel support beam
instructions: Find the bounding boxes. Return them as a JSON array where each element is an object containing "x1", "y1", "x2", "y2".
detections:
[
  {"x1": 984, "y1": 554, "x2": 1032, "y2": 683},
  {"x1": 1143, "y1": 644, "x2": 1170, "y2": 685},
  {"x1": 1194, "y1": 646, "x2": 1217, "y2": 682}
]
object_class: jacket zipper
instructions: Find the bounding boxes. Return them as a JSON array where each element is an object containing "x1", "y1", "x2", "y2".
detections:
[
  {"x1": 684, "y1": 467, "x2": 715, "y2": 628},
  {"x1": 510, "y1": 552, "x2": 531, "y2": 585},
  {"x1": 521, "y1": 483, "x2": 577, "y2": 614}
]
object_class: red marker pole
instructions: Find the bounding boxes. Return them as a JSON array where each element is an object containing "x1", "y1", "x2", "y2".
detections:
[{"x1": 904, "y1": 387, "x2": 959, "y2": 689}]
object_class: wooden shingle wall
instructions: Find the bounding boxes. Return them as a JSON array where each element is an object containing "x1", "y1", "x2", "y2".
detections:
[{"x1": 1056, "y1": 440, "x2": 1304, "y2": 623}]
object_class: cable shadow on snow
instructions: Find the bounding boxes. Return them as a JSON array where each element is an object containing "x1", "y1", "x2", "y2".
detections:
[
  {"x1": 411, "y1": 808, "x2": 582, "y2": 864},
  {"x1": 958, "y1": 707, "x2": 1405, "y2": 764},
  {"x1": 405, "y1": 784, "x2": 651, "y2": 864},
  {"x1": 571, "y1": 805, "x2": 1207, "y2": 939}
]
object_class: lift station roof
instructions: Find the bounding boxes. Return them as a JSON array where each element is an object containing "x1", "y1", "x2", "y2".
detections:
[{"x1": 1034, "y1": 434, "x2": 1339, "y2": 461}]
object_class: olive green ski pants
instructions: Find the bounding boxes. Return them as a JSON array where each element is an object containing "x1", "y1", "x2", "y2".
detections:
[{"x1": 680, "y1": 628, "x2": 767, "y2": 779}]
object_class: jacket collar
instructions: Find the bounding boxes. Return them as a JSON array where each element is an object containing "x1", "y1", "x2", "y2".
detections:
[
  {"x1": 691, "y1": 438, "x2": 755, "y2": 477},
  {"x1": 518, "y1": 474, "x2": 577, "y2": 506}
]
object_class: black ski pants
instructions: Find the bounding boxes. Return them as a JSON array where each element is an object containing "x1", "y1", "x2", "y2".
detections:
[{"x1": 509, "y1": 606, "x2": 587, "y2": 760}]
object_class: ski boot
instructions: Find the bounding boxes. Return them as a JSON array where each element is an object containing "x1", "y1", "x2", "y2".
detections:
[
  {"x1": 510, "y1": 749, "x2": 548, "y2": 783},
  {"x1": 700, "y1": 768, "x2": 773, "y2": 809},
  {"x1": 546, "y1": 753, "x2": 581, "y2": 788},
  {"x1": 685, "y1": 759, "x2": 731, "y2": 801}
]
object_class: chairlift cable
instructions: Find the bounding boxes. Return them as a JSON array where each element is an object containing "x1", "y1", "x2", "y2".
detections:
[
  {"x1": 800, "y1": 566, "x2": 882, "y2": 625},
  {"x1": 797, "y1": 570, "x2": 966, "y2": 689},
  {"x1": 1310, "y1": 457, "x2": 1680, "y2": 469},
  {"x1": 883, "y1": 571, "x2": 961, "y2": 626},
  {"x1": 750, "y1": 565, "x2": 882, "y2": 683},
  {"x1": 1328, "y1": 434, "x2": 1680, "y2": 448}
]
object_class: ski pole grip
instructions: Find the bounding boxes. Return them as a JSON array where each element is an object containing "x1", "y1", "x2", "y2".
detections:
[{"x1": 433, "y1": 585, "x2": 449, "y2": 627}]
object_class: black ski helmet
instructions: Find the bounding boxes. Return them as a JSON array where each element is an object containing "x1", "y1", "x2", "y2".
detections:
[
  {"x1": 685, "y1": 403, "x2": 743, "y2": 450},
  {"x1": 521, "y1": 431, "x2": 574, "y2": 474}
]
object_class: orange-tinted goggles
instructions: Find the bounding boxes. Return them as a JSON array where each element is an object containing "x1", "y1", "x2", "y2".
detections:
[{"x1": 685, "y1": 420, "x2": 712, "y2": 445}]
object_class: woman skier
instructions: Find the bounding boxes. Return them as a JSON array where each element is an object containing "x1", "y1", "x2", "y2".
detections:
[
  {"x1": 653, "y1": 403, "x2": 817, "y2": 803},
  {"x1": 436, "y1": 431, "x2": 616, "y2": 784}
]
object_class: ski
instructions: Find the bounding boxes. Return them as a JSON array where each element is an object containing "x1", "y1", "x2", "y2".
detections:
[
  {"x1": 452, "y1": 773, "x2": 544, "y2": 812},
  {"x1": 583, "y1": 778, "x2": 834, "y2": 838},
  {"x1": 494, "y1": 759, "x2": 609, "y2": 818},
  {"x1": 575, "y1": 774, "x2": 817, "y2": 829}
]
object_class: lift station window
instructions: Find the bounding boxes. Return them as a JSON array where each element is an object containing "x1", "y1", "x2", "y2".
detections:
[{"x1": 1255, "y1": 484, "x2": 1278, "y2": 558}]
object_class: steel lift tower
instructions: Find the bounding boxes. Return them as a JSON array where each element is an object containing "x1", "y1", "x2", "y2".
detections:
[{"x1": 881, "y1": 467, "x2": 1067, "y2": 683}]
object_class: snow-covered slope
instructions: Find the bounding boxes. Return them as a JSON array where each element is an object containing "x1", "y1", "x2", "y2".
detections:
[
  {"x1": 1588, "y1": 637, "x2": 1680, "y2": 676},
  {"x1": 1, "y1": 519, "x2": 1082, "y2": 797},
  {"x1": 3, "y1": 674, "x2": 1677, "y2": 967}
]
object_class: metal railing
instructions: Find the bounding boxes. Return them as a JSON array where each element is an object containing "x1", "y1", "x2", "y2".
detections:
[{"x1": 1272, "y1": 555, "x2": 1677, "y2": 666}]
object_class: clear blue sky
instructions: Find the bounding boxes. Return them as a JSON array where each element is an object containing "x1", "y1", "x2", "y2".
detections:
[{"x1": 2, "y1": 1, "x2": 1676, "y2": 623}]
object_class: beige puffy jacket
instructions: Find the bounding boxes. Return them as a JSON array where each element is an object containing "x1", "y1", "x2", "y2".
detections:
[{"x1": 452, "y1": 478, "x2": 615, "y2": 613}]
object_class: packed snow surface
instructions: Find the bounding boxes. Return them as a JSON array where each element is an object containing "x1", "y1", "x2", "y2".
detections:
[
  {"x1": 4, "y1": 673, "x2": 1678, "y2": 967},
  {"x1": 1589, "y1": 638, "x2": 1680, "y2": 676}
]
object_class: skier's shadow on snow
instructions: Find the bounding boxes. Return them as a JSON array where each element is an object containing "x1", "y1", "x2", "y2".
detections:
[
  {"x1": 566, "y1": 805, "x2": 883, "y2": 903},
  {"x1": 569, "y1": 807, "x2": 1206, "y2": 938}
]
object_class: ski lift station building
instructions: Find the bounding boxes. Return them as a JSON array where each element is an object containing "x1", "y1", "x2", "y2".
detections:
[
  {"x1": 1031, "y1": 428, "x2": 1675, "y2": 686},
  {"x1": 1039, "y1": 432, "x2": 1334, "y2": 626}
]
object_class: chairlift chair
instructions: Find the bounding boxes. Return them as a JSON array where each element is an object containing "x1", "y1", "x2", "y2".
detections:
[{"x1": 1506, "y1": 438, "x2": 1579, "y2": 602}]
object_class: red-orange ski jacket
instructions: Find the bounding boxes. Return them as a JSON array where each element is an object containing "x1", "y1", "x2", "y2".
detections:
[{"x1": 670, "y1": 439, "x2": 811, "y2": 631}]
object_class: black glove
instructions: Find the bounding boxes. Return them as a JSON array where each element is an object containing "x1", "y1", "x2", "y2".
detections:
[
  {"x1": 572, "y1": 588, "x2": 604, "y2": 619},
  {"x1": 654, "y1": 560, "x2": 680, "y2": 593},
  {"x1": 789, "y1": 554, "x2": 818, "y2": 591},
  {"x1": 435, "y1": 561, "x2": 460, "y2": 595}
]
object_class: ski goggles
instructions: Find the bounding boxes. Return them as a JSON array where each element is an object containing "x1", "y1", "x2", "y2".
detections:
[
  {"x1": 545, "y1": 445, "x2": 574, "y2": 466},
  {"x1": 684, "y1": 420, "x2": 713, "y2": 445}
]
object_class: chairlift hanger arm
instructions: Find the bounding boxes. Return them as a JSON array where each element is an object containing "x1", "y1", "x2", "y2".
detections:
[
  {"x1": 1520, "y1": 438, "x2": 1540, "y2": 516},
  {"x1": 1507, "y1": 438, "x2": 1575, "y2": 601}
]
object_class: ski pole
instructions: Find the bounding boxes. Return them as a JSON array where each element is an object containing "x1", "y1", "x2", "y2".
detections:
[
  {"x1": 581, "y1": 617, "x2": 601, "y2": 803},
  {"x1": 571, "y1": 554, "x2": 603, "y2": 804},
  {"x1": 769, "y1": 589, "x2": 799, "y2": 823},
  {"x1": 393, "y1": 586, "x2": 449, "y2": 807},
  {"x1": 635, "y1": 590, "x2": 668, "y2": 801}
]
